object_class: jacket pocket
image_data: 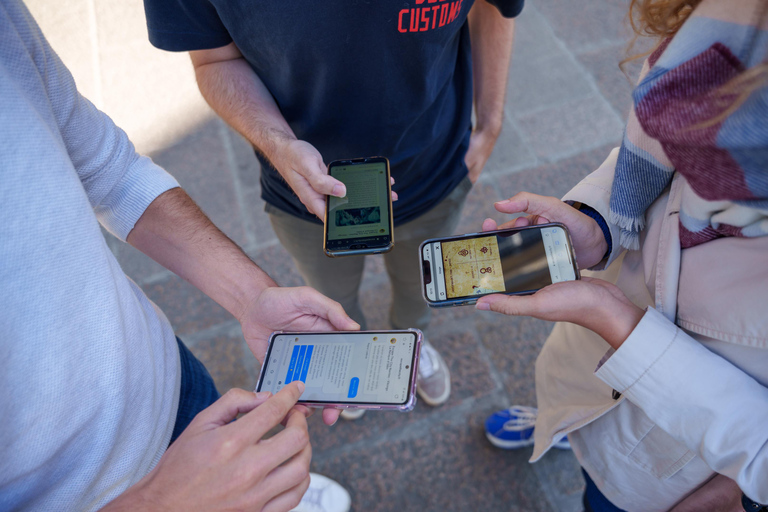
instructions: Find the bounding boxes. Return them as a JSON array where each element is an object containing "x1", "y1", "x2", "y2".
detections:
[{"x1": 627, "y1": 418, "x2": 696, "y2": 480}]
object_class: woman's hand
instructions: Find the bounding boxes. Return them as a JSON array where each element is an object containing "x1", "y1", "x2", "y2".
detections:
[
  {"x1": 476, "y1": 277, "x2": 645, "y2": 349},
  {"x1": 487, "y1": 192, "x2": 608, "y2": 269}
]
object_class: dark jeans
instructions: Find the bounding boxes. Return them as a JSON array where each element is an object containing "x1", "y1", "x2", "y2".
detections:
[
  {"x1": 169, "y1": 337, "x2": 220, "y2": 445},
  {"x1": 582, "y1": 469, "x2": 627, "y2": 512}
]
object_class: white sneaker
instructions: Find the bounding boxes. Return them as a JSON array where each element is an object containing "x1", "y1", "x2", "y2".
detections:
[
  {"x1": 291, "y1": 473, "x2": 351, "y2": 512},
  {"x1": 340, "y1": 408, "x2": 366, "y2": 420},
  {"x1": 416, "y1": 340, "x2": 451, "y2": 406}
]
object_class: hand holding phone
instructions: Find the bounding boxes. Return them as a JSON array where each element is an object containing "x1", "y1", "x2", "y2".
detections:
[
  {"x1": 256, "y1": 330, "x2": 422, "y2": 411},
  {"x1": 420, "y1": 223, "x2": 580, "y2": 307},
  {"x1": 491, "y1": 192, "x2": 609, "y2": 269},
  {"x1": 324, "y1": 157, "x2": 395, "y2": 257}
]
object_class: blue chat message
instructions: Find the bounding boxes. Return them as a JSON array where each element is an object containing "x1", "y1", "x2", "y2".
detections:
[{"x1": 347, "y1": 377, "x2": 360, "y2": 398}]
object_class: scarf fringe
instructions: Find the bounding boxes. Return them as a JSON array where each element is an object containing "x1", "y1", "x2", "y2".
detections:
[
  {"x1": 619, "y1": 229, "x2": 641, "y2": 251},
  {"x1": 609, "y1": 210, "x2": 646, "y2": 233}
]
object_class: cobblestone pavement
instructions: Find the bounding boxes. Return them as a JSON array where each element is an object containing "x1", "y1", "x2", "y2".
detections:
[{"x1": 29, "y1": 0, "x2": 645, "y2": 509}]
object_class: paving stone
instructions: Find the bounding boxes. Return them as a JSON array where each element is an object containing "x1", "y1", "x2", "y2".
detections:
[
  {"x1": 150, "y1": 119, "x2": 247, "y2": 248},
  {"x1": 93, "y1": 0, "x2": 147, "y2": 52},
  {"x1": 142, "y1": 274, "x2": 233, "y2": 336},
  {"x1": 185, "y1": 332, "x2": 260, "y2": 394},
  {"x1": 227, "y1": 128, "x2": 263, "y2": 193},
  {"x1": 507, "y1": 51, "x2": 595, "y2": 118},
  {"x1": 532, "y1": 0, "x2": 634, "y2": 53},
  {"x1": 482, "y1": 117, "x2": 537, "y2": 175},
  {"x1": 310, "y1": 410, "x2": 554, "y2": 512},
  {"x1": 576, "y1": 42, "x2": 648, "y2": 122},
  {"x1": 454, "y1": 178, "x2": 506, "y2": 235},
  {"x1": 26, "y1": 0, "x2": 99, "y2": 103},
  {"x1": 307, "y1": 328, "x2": 496, "y2": 454},
  {"x1": 495, "y1": 143, "x2": 618, "y2": 202},
  {"x1": 114, "y1": 240, "x2": 169, "y2": 286},
  {"x1": 476, "y1": 311, "x2": 555, "y2": 406},
  {"x1": 247, "y1": 243, "x2": 306, "y2": 288},
  {"x1": 512, "y1": 5, "x2": 563, "y2": 63},
  {"x1": 98, "y1": 42, "x2": 210, "y2": 154},
  {"x1": 243, "y1": 189, "x2": 278, "y2": 250},
  {"x1": 532, "y1": 449, "x2": 586, "y2": 512},
  {"x1": 516, "y1": 94, "x2": 623, "y2": 162}
]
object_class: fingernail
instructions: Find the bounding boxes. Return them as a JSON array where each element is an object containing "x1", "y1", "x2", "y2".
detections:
[
  {"x1": 476, "y1": 302, "x2": 490, "y2": 311},
  {"x1": 495, "y1": 199, "x2": 511, "y2": 205},
  {"x1": 332, "y1": 184, "x2": 346, "y2": 197},
  {"x1": 255, "y1": 391, "x2": 272, "y2": 399},
  {"x1": 296, "y1": 381, "x2": 305, "y2": 393}
]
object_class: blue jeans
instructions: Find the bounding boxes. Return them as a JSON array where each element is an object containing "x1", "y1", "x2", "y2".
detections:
[
  {"x1": 582, "y1": 469, "x2": 627, "y2": 512},
  {"x1": 169, "y1": 337, "x2": 220, "y2": 445}
]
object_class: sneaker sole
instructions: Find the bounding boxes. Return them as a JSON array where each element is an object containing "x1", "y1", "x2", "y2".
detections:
[{"x1": 485, "y1": 432, "x2": 534, "y2": 450}]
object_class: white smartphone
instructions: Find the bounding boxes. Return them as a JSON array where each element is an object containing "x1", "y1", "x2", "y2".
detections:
[
  {"x1": 255, "y1": 330, "x2": 422, "y2": 411},
  {"x1": 419, "y1": 223, "x2": 580, "y2": 307}
]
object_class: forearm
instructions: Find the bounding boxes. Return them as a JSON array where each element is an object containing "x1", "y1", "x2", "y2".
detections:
[
  {"x1": 191, "y1": 45, "x2": 294, "y2": 169},
  {"x1": 468, "y1": 1, "x2": 515, "y2": 136},
  {"x1": 126, "y1": 187, "x2": 276, "y2": 320},
  {"x1": 597, "y1": 308, "x2": 768, "y2": 502}
]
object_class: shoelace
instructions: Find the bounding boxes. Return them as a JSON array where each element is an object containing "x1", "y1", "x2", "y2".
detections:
[
  {"x1": 418, "y1": 343, "x2": 439, "y2": 379},
  {"x1": 502, "y1": 406, "x2": 537, "y2": 432}
]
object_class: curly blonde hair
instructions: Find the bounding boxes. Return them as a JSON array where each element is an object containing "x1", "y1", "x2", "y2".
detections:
[{"x1": 624, "y1": 0, "x2": 768, "y2": 125}]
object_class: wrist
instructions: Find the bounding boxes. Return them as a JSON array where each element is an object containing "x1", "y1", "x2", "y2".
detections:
[
  {"x1": 261, "y1": 127, "x2": 297, "y2": 172},
  {"x1": 231, "y1": 267, "x2": 276, "y2": 323},
  {"x1": 600, "y1": 303, "x2": 645, "y2": 350},
  {"x1": 474, "y1": 119, "x2": 503, "y2": 141}
]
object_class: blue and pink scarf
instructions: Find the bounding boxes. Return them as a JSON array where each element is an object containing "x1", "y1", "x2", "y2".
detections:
[{"x1": 609, "y1": 7, "x2": 768, "y2": 250}]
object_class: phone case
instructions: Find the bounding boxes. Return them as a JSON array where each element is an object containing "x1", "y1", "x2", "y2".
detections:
[
  {"x1": 323, "y1": 157, "x2": 395, "y2": 258},
  {"x1": 255, "y1": 329, "x2": 423, "y2": 412},
  {"x1": 419, "y1": 223, "x2": 580, "y2": 308}
]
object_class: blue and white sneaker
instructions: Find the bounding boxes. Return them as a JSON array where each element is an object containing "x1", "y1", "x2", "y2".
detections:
[{"x1": 484, "y1": 405, "x2": 570, "y2": 450}]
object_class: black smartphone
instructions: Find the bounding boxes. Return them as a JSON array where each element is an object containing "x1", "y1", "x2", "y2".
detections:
[
  {"x1": 323, "y1": 156, "x2": 394, "y2": 257},
  {"x1": 419, "y1": 223, "x2": 580, "y2": 307},
  {"x1": 255, "y1": 330, "x2": 422, "y2": 411}
]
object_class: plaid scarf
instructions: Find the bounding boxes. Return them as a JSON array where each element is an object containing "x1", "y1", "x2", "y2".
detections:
[{"x1": 609, "y1": 8, "x2": 768, "y2": 250}]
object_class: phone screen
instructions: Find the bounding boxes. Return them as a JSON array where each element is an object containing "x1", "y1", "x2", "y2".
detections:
[
  {"x1": 326, "y1": 160, "x2": 391, "y2": 251},
  {"x1": 257, "y1": 331, "x2": 418, "y2": 405},
  {"x1": 423, "y1": 225, "x2": 577, "y2": 302}
]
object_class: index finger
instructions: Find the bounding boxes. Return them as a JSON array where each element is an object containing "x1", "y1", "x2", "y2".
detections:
[{"x1": 233, "y1": 381, "x2": 306, "y2": 441}]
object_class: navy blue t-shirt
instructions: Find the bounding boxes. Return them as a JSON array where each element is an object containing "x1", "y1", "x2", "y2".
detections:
[{"x1": 144, "y1": 0, "x2": 524, "y2": 225}]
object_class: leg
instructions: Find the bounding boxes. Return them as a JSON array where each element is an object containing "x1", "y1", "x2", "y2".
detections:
[
  {"x1": 170, "y1": 337, "x2": 220, "y2": 445},
  {"x1": 383, "y1": 177, "x2": 473, "y2": 406},
  {"x1": 384, "y1": 177, "x2": 473, "y2": 333},
  {"x1": 268, "y1": 207, "x2": 367, "y2": 330}
]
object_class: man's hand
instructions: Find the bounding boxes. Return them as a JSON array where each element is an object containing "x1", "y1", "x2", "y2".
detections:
[
  {"x1": 487, "y1": 192, "x2": 608, "y2": 269},
  {"x1": 271, "y1": 139, "x2": 346, "y2": 219},
  {"x1": 239, "y1": 286, "x2": 360, "y2": 426},
  {"x1": 104, "y1": 383, "x2": 312, "y2": 512},
  {"x1": 476, "y1": 277, "x2": 645, "y2": 350},
  {"x1": 669, "y1": 474, "x2": 744, "y2": 512},
  {"x1": 465, "y1": 128, "x2": 499, "y2": 183}
]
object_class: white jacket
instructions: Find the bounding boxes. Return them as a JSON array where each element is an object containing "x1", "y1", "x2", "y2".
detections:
[{"x1": 531, "y1": 149, "x2": 768, "y2": 510}]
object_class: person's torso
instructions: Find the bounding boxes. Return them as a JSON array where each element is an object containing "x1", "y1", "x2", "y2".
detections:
[
  {"x1": 0, "y1": 8, "x2": 179, "y2": 508},
  {"x1": 208, "y1": 0, "x2": 477, "y2": 222}
]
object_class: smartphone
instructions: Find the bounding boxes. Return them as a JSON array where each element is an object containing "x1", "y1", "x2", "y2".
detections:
[
  {"x1": 255, "y1": 329, "x2": 422, "y2": 411},
  {"x1": 323, "y1": 156, "x2": 394, "y2": 257},
  {"x1": 419, "y1": 223, "x2": 580, "y2": 307}
]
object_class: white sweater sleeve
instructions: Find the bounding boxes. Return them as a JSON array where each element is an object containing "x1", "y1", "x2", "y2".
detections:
[
  {"x1": 596, "y1": 307, "x2": 768, "y2": 503},
  {"x1": 25, "y1": 4, "x2": 178, "y2": 241}
]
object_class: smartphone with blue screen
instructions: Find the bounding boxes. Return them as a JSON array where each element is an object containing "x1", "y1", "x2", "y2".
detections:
[{"x1": 255, "y1": 330, "x2": 422, "y2": 412}]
